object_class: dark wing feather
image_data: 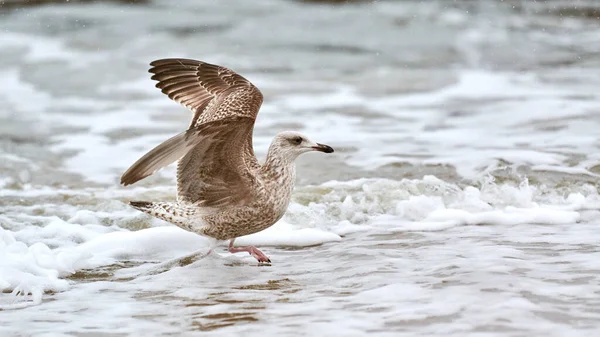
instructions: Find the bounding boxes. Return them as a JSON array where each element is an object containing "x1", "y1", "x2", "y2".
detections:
[{"x1": 120, "y1": 130, "x2": 202, "y2": 186}]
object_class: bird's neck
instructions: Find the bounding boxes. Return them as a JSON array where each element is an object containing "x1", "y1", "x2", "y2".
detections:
[
  {"x1": 261, "y1": 149, "x2": 297, "y2": 187},
  {"x1": 260, "y1": 150, "x2": 297, "y2": 223}
]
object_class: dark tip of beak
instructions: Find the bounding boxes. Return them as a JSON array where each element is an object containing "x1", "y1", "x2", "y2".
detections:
[{"x1": 313, "y1": 143, "x2": 334, "y2": 153}]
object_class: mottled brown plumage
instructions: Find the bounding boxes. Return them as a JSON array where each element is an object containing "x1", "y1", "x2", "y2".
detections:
[
  {"x1": 150, "y1": 58, "x2": 261, "y2": 170},
  {"x1": 121, "y1": 58, "x2": 334, "y2": 263}
]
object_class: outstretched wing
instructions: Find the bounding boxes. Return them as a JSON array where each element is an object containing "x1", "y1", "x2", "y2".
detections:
[
  {"x1": 120, "y1": 117, "x2": 258, "y2": 208},
  {"x1": 149, "y1": 58, "x2": 263, "y2": 128}
]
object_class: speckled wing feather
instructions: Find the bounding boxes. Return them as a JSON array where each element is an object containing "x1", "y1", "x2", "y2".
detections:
[
  {"x1": 149, "y1": 58, "x2": 263, "y2": 127},
  {"x1": 121, "y1": 117, "x2": 257, "y2": 208},
  {"x1": 149, "y1": 58, "x2": 263, "y2": 171}
]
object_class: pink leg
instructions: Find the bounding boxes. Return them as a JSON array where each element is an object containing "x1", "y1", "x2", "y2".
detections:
[{"x1": 228, "y1": 239, "x2": 271, "y2": 263}]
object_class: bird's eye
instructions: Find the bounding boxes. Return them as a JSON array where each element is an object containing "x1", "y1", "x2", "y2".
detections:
[{"x1": 293, "y1": 136, "x2": 303, "y2": 145}]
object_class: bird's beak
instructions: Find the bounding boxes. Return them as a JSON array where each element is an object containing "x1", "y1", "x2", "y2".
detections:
[{"x1": 312, "y1": 143, "x2": 334, "y2": 153}]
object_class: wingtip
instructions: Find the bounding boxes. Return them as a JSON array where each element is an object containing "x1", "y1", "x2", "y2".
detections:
[
  {"x1": 148, "y1": 62, "x2": 160, "y2": 74},
  {"x1": 149, "y1": 59, "x2": 168, "y2": 67},
  {"x1": 149, "y1": 58, "x2": 197, "y2": 68},
  {"x1": 120, "y1": 171, "x2": 150, "y2": 187},
  {"x1": 148, "y1": 59, "x2": 168, "y2": 72},
  {"x1": 120, "y1": 175, "x2": 136, "y2": 187}
]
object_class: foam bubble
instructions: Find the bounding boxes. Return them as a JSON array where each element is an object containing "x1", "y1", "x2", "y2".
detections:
[
  {"x1": 0, "y1": 228, "x2": 74, "y2": 309},
  {"x1": 236, "y1": 221, "x2": 341, "y2": 247}
]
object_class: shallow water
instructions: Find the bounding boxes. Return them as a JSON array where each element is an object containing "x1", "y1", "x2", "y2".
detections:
[{"x1": 1, "y1": 0, "x2": 600, "y2": 336}]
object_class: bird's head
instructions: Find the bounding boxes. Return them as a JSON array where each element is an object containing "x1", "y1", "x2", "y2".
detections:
[{"x1": 269, "y1": 131, "x2": 334, "y2": 162}]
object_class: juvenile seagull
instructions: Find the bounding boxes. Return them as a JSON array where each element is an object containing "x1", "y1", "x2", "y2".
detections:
[{"x1": 120, "y1": 58, "x2": 334, "y2": 263}]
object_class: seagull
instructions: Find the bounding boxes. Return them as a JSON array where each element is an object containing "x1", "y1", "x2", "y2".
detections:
[{"x1": 120, "y1": 58, "x2": 334, "y2": 263}]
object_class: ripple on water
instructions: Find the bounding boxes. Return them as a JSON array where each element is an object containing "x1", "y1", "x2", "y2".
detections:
[{"x1": 1, "y1": 0, "x2": 600, "y2": 336}]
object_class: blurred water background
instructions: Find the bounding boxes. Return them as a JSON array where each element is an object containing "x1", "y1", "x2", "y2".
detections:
[{"x1": 1, "y1": 0, "x2": 600, "y2": 336}]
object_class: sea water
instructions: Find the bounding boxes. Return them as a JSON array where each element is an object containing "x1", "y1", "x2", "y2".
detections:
[{"x1": 1, "y1": 0, "x2": 599, "y2": 336}]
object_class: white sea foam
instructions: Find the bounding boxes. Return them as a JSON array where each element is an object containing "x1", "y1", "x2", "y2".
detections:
[
  {"x1": 0, "y1": 227, "x2": 74, "y2": 308},
  {"x1": 1, "y1": 175, "x2": 596, "y2": 309},
  {"x1": 532, "y1": 164, "x2": 599, "y2": 177},
  {"x1": 269, "y1": 70, "x2": 600, "y2": 180},
  {"x1": 2, "y1": 2, "x2": 600, "y2": 334}
]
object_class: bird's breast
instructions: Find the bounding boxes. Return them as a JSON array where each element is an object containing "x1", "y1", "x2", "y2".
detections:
[{"x1": 260, "y1": 165, "x2": 296, "y2": 220}]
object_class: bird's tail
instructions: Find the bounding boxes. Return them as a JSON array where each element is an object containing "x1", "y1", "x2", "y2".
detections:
[{"x1": 129, "y1": 201, "x2": 200, "y2": 232}]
